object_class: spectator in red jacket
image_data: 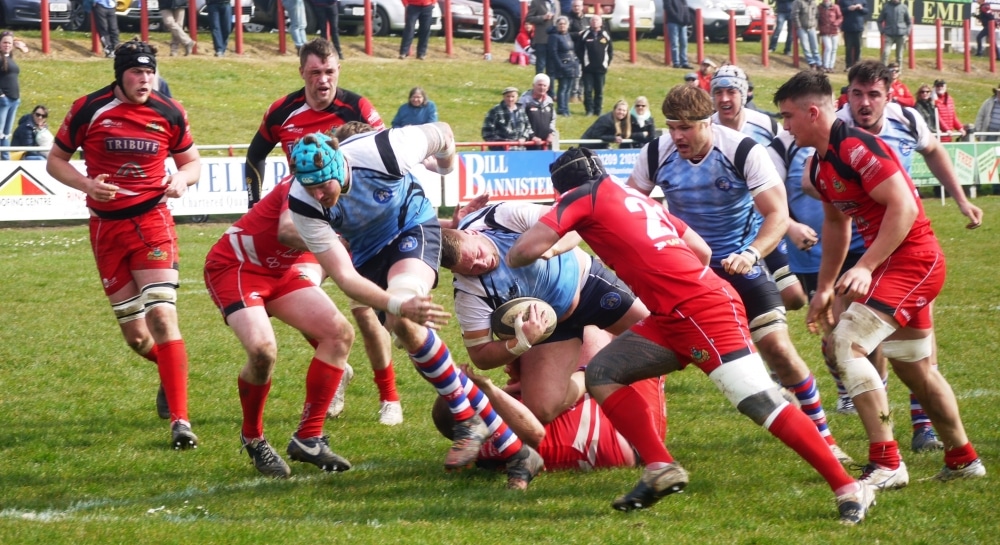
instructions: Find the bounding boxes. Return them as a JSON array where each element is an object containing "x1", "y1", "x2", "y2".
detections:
[
  {"x1": 697, "y1": 58, "x2": 716, "y2": 92},
  {"x1": 399, "y1": 0, "x2": 436, "y2": 60},
  {"x1": 933, "y1": 79, "x2": 965, "y2": 141},
  {"x1": 887, "y1": 63, "x2": 915, "y2": 107}
]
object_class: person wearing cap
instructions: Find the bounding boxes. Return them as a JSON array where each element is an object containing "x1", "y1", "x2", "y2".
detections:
[
  {"x1": 973, "y1": 83, "x2": 1000, "y2": 141},
  {"x1": 482, "y1": 86, "x2": 532, "y2": 149},
  {"x1": 835, "y1": 60, "x2": 982, "y2": 454},
  {"x1": 886, "y1": 63, "x2": 914, "y2": 107},
  {"x1": 244, "y1": 38, "x2": 398, "y2": 425},
  {"x1": 203, "y1": 136, "x2": 445, "y2": 478},
  {"x1": 45, "y1": 38, "x2": 203, "y2": 451},
  {"x1": 506, "y1": 144, "x2": 875, "y2": 524},
  {"x1": 696, "y1": 59, "x2": 716, "y2": 92},
  {"x1": 519, "y1": 73, "x2": 557, "y2": 149},
  {"x1": 286, "y1": 123, "x2": 546, "y2": 489},
  {"x1": 683, "y1": 72, "x2": 699, "y2": 87},
  {"x1": 933, "y1": 79, "x2": 965, "y2": 142}
]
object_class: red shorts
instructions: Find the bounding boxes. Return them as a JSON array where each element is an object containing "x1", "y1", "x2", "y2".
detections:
[
  {"x1": 631, "y1": 287, "x2": 756, "y2": 375},
  {"x1": 861, "y1": 250, "x2": 945, "y2": 329},
  {"x1": 89, "y1": 204, "x2": 178, "y2": 296},
  {"x1": 204, "y1": 260, "x2": 318, "y2": 321}
]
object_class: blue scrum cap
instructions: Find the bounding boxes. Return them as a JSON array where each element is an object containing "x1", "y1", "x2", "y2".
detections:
[{"x1": 291, "y1": 133, "x2": 348, "y2": 191}]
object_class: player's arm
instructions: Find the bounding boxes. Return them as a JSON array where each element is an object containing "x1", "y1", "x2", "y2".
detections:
[
  {"x1": 163, "y1": 147, "x2": 202, "y2": 199},
  {"x1": 806, "y1": 201, "x2": 851, "y2": 335},
  {"x1": 681, "y1": 226, "x2": 712, "y2": 266},
  {"x1": 276, "y1": 209, "x2": 308, "y2": 251},
  {"x1": 462, "y1": 302, "x2": 553, "y2": 369},
  {"x1": 46, "y1": 145, "x2": 120, "y2": 202},
  {"x1": 749, "y1": 184, "x2": 791, "y2": 257},
  {"x1": 245, "y1": 131, "x2": 277, "y2": 208},
  {"x1": 800, "y1": 156, "x2": 823, "y2": 199},
  {"x1": 507, "y1": 222, "x2": 562, "y2": 268},
  {"x1": 459, "y1": 364, "x2": 546, "y2": 449},
  {"x1": 918, "y1": 139, "x2": 983, "y2": 229},
  {"x1": 417, "y1": 122, "x2": 457, "y2": 175},
  {"x1": 439, "y1": 192, "x2": 489, "y2": 229}
]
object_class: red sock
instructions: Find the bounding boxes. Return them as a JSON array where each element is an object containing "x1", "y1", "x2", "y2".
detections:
[
  {"x1": 944, "y1": 442, "x2": 979, "y2": 469},
  {"x1": 869, "y1": 441, "x2": 901, "y2": 470},
  {"x1": 766, "y1": 404, "x2": 855, "y2": 491},
  {"x1": 156, "y1": 340, "x2": 189, "y2": 422},
  {"x1": 373, "y1": 364, "x2": 400, "y2": 402},
  {"x1": 141, "y1": 344, "x2": 159, "y2": 364},
  {"x1": 238, "y1": 377, "x2": 271, "y2": 439},
  {"x1": 296, "y1": 359, "x2": 343, "y2": 439},
  {"x1": 602, "y1": 386, "x2": 673, "y2": 465}
]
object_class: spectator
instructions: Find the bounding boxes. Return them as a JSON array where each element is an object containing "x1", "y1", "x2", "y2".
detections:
[
  {"x1": 0, "y1": 31, "x2": 22, "y2": 160},
  {"x1": 684, "y1": 71, "x2": 699, "y2": 87},
  {"x1": 482, "y1": 86, "x2": 532, "y2": 148},
  {"x1": 391, "y1": 86, "x2": 438, "y2": 128},
  {"x1": 92, "y1": 0, "x2": 120, "y2": 57},
  {"x1": 549, "y1": 16, "x2": 579, "y2": 117},
  {"x1": 312, "y1": 0, "x2": 344, "y2": 57},
  {"x1": 627, "y1": 95, "x2": 655, "y2": 149},
  {"x1": 697, "y1": 58, "x2": 716, "y2": 92},
  {"x1": 914, "y1": 84, "x2": 938, "y2": 131},
  {"x1": 11, "y1": 105, "x2": 53, "y2": 160},
  {"x1": 160, "y1": 0, "x2": 196, "y2": 56},
  {"x1": 933, "y1": 79, "x2": 964, "y2": 141},
  {"x1": 974, "y1": 84, "x2": 1000, "y2": 141},
  {"x1": 288, "y1": 0, "x2": 308, "y2": 54},
  {"x1": 818, "y1": 0, "x2": 843, "y2": 73},
  {"x1": 877, "y1": 0, "x2": 911, "y2": 67},
  {"x1": 664, "y1": 0, "x2": 693, "y2": 68},
  {"x1": 976, "y1": 0, "x2": 995, "y2": 58},
  {"x1": 206, "y1": 0, "x2": 233, "y2": 57},
  {"x1": 527, "y1": 0, "x2": 560, "y2": 80},
  {"x1": 770, "y1": 0, "x2": 795, "y2": 54},
  {"x1": 839, "y1": 0, "x2": 868, "y2": 69},
  {"x1": 567, "y1": 0, "x2": 586, "y2": 103},
  {"x1": 581, "y1": 98, "x2": 631, "y2": 149},
  {"x1": 837, "y1": 84, "x2": 849, "y2": 109},
  {"x1": 577, "y1": 14, "x2": 613, "y2": 117},
  {"x1": 399, "y1": 0, "x2": 434, "y2": 59},
  {"x1": 510, "y1": 21, "x2": 534, "y2": 66},
  {"x1": 887, "y1": 63, "x2": 914, "y2": 107},
  {"x1": 519, "y1": 73, "x2": 557, "y2": 149},
  {"x1": 792, "y1": 0, "x2": 821, "y2": 70}
]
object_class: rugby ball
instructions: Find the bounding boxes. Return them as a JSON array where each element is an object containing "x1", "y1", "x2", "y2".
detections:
[{"x1": 490, "y1": 297, "x2": 558, "y2": 341}]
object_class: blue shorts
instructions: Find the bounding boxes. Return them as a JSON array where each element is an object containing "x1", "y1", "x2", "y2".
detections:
[
  {"x1": 542, "y1": 259, "x2": 636, "y2": 344},
  {"x1": 356, "y1": 221, "x2": 442, "y2": 290},
  {"x1": 711, "y1": 261, "x2": 783, "y2": 322}
]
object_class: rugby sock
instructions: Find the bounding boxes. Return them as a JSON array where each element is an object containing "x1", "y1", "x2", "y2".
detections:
[
  {"x1": 601, "y1": 385, "x2": 674, "y2": 465},
  {"x1": 409, "y1": 329, "x2": 476, "y2": 421},
  {"x1": 296, "y1": 359, "x2": 342, "y2": 439},
  {"x1": 141, "y1": 344, "x2": 159, "y2": 364},
  {"x1": 459, "y1": 372, "x2": 522, "y2": 457},
  {"x1": 787, "y1": 374, "x2": 835, "y2": 445},
  {"x1": 374, "y1": 363, "x2": 400, "y2": 402},
  {"x1": 238, "y1": 377, "x2": 270, "y2": 439},
  {"x1": 910, "y1": 394, "x2": 933, "y2": 431},
  {"x1": 765, "y1": 404, "x2": 855, "y2": 491},
  {"x1": 156, "y1": 339, "x2": 189, "y2": 423},
  {"x1": 944, "y1": 442, "x2": 979, "y2": 469},
  {"x1": 869, "y1": 440, "x2": 901, "y2": 470}
]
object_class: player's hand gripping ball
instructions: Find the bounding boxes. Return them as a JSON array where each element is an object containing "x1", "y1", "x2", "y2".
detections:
[{"x1": 490, "y1": 297, "x2": 558, "y2": 341}]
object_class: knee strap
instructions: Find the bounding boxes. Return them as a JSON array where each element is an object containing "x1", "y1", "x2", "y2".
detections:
[
  {"x1": 141, "y1": 282, "x2": 178, "y2": 311},
  {"x1": 112, "y1": 294, "x2": 145, "y2": 324},
  {"x1": 748, "y1": 307, "x2": 787, "y2": 343},
  {"x1": 882, "y1": 337, "x2": 933, "y2": 363}
]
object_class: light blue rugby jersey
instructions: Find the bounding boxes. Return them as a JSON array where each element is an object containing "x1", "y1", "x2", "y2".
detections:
[
  {"x1": 835, "y1": 102, "x2": 934, "y2": 173},
  {"x1": 453, "y1": 203, "x2": 580, "y2": 333},
  {"x1": 713, "y1": 107, "x2": 784, "y2": 146},
  {"x1": 288, "y1": 127, "x2": 438, "y2": 267},
  {"x1": 632, "y1": 124, "x2": 782, "y2": 267}
]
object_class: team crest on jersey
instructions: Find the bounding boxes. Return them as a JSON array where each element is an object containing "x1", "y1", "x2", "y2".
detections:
[
  {"x1": 374, "y1": 188, "x2": 393, "y2": 203},
  {"x1": 714, "y1": 177, "x2": 733, "y2": 191},
  {"x1": 600, "y1": 292, "x2": 622, "y2": 309},
  {"x1": 398, "y1": 236, "x2": 418, "y2": 253},
  {"x1": 147, "y1": 247, "x2": 169, "y2": 261},
  {"x1": 831, "y1": 177, "x2": 846, "y2": 193},
  {"x1": 690, "y1": 347, "x2": 710, "y2": 364},
  {"x1": 899, "y1": 142, "x2": 914, "y2": 156}
]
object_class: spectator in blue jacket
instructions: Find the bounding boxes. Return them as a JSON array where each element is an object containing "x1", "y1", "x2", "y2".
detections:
[
  {"x1": 391, "y1": 87, "x2": 438, "y2": 128},
  {"x1": 769, "y1": 0, "x2": 794, "y2": 55}
]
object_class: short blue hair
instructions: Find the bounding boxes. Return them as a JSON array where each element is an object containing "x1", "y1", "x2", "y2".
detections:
[{"x1": 291, "y1": 133, "x2": 348, "y2": 191}]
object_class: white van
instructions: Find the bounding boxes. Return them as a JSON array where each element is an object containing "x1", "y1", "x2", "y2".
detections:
[{"x1": 583, "y1": 0, "x2": 656, "y2": 35}]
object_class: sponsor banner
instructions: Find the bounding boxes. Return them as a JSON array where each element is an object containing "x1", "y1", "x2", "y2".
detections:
[{"x1": 866, "y1": 0, "x2": 972, "y2": 28}]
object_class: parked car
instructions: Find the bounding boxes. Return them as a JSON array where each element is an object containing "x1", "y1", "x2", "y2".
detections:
[
  {"x1": 1, "y1": 0, "x2": 73, "y2": 28},
  {"x1": 194, "y1": 0, "x2": 255, "y2": 30},
  {"x1": 440, "y1": 0, "x2": 488, "y2": 36},
  {"x1": 68, "y1": 0, "x2": 160, "y2": 32},
  {"x1": 583, "y1": 0, "x2": 654, "y2": 36},
  {"x1": 338, "y1": 0, "x2": 442, "y2": 37},
  {"x1": 741, "y1": 0, "x2": 775, "y2": 42},
  {"x1": 653, "y1": 0, "x2": 749, "y2": 42}
]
